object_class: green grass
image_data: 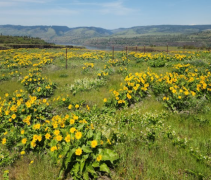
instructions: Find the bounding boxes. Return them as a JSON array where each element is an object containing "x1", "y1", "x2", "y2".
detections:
[
  {"x1": 0, "y1": 48, "x2": 211, "y2": 179},
  {"x1": 0, "y1": 80, "x2": 23, "y2": 97}
]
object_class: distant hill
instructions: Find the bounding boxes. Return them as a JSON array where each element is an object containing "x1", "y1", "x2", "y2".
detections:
[
  {"x1": 64, "y1": 27, "x2": 112, "y2": 38},
  {"x1": 0, "y1": 34, "x2": 49, "y2": 45},
  {"x1": 0, "y1": 25, "x2": 112, "y2": 41},
  {"x1": 0, "y1": 34, "x2": 67, "y2": 49},
  {"x1": 0, "y1": 24, "x2": 211, "y2": 47},
  {"x1": 111, "y1": 25, "x2": 211, "y2": 36}
]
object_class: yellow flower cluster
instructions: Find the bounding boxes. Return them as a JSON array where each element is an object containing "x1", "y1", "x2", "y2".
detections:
[
  {"x1": 105, "y1": 72, "x2": 150, "y2": 107},
  {"x1": 130, "y1": 52, "x2": 198, "y2": 62},
  {"x1": 82, "y1": 62, "x2": 94, "y2": 70}
]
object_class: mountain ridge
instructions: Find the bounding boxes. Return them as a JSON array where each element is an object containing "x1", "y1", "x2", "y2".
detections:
[{"x1": 1, "y1": 24, "x2": 211, "y2": 47}]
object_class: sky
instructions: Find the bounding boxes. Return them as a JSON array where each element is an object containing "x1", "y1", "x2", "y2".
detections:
[{"x1": 0, "y1": 0, "x2": 211, "y2": 29}]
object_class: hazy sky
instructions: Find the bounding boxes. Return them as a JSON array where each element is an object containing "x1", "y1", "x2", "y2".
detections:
[{"x1": 0, "y1": 0, "x2": 211, "y2": 29}]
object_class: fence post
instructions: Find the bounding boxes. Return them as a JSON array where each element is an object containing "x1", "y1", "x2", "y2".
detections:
[
  {"x1": 144, "y1": 45, "x2": 145, "y2": 54},
  {"x1": 136, "y1": 46, "x2": 137, "y2": 53},
  {"x1": 112, "y1": 46, "x2": 114, "y2": 60},
  {"x1": 167, "y1": 43, "x2": 168, "y2": 54},
  {"x1": 66, "y1": 48, "x2": 67, "y2": 69},
  {"x1": 126, "y1": 46, "x2": 128, "y2": 58}
]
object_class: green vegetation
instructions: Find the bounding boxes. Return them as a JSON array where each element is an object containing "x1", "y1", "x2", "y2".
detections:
[
  {"x1": 0, "y1": 35, "x2": 49, "y2": 45},
  {"x1": 0, "y1": 48, "x2": 211, "y2": 179},
  {"x1": 0, "y1": 35, "x2": 84, "y2": 50},
  {"x1": 1, "y1": 25, "x2": 211, "y2": 48}
]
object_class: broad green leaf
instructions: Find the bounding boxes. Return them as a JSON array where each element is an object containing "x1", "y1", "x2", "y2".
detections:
[
  {"x1": 101, "y1": 154, "x2": 110, "y2": 161},
  {"x1": 80, "y1": 160, "x2": 85, "y2": 174},
  {"x1": 61, "y1": 129, "x2": 68, "y2": 137},
  {"x1": 72, "y1": 162, "x2": 80, "y2": 176},
  {"x1": 82, "y1": 145, "x2": 92, "y2": 153},
  {"x1": 103, "y1": 149, "x2": 119, "y2": 163},
  {"x1": 92, "y1": 161, "x2": 99, "y2": 168},
  {"x1": 83, "y1": 171, "x2": 89, "y2": 180},
  {"x1": 77, "y1": 124, "x2": 84, "y2": 130},
  {"x1": 16, "y1": 142, "x2": 23, "y2": 147},
  {"x1": 86, "y1": 164, "x2": 96, "y2": 175},
  {"x1": 60, "y1": 145, "x2": 70, "y2": 157},
  {"x1": 58, "y1": 169, "x2": 64, "y2": 179},
  {"x1": 50, "y1": 139, "x2": 57, "y2": 147},
  {"x1": 65, "y1": 148, "x2": 75, "y2": 168},
  {"x1": 95, "y1": 131, "x2": 101, "y2": 141},
  {"x1": 82, "y1": 154, "x2": 89, "y2": 161},
  {"x1": 100, "y1": 163, "x2": 110, "y2": 173},
  {"x1": 87, "y1": 129, "x2": 93, "y2": 139},
  {"x1": 98, "y1": 148, "x2": 103, "y2": 154}
]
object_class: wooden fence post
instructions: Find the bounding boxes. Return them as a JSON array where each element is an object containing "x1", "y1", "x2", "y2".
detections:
[
  {"x1": 167, "y1": 43, "x2": 168, "y2": 54},
  {"x1": 66, "y1": 48, "x2": 67, "y2": 69},
  {"x1": 126, "y1": 46, "x2": 128, "y2": 58},
  {"x1": 112, "y1": 46, "x2": 114, "y2": 60}
]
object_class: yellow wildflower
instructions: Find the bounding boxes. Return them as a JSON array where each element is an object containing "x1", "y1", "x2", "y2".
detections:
[
  {"x1": 70, "y1": 127, "x2": 76, "y2": 134},
  {"x1": 51, "y1": 146, "x2": 57, "y2": 152},
  {"x1": 11, "y1": 114, "x2": 16, "y2": 119},
  {"x1": 107, "y1": 139, "x2": 111, "y2": 145},
  {"x1": 75, "y1": 132, "x2": 82, "y2": 140},
  {"x1": 2, "y1": 138, "x2": 6, "y2": 145},
  {"x1": 45, "y1": 133, "x2": 51, "y2": 140},
  {"x1": 127, "y1": 93, "x2": 132, "y2": 99},
  {"x1": 56, "y1": 135, "x2": 63, "y2": 142},
  {"x1": 91, "y1": 140, "x2": 98, "y2": 148},
  {"x1": 54, "y1": 130, "x2": 60, "y2": 136},
  {"x1": 96, "y1": 155, "x2": 102, "y2": 162},
  {"x1": 86, "y1": 105, "x2": 90, "y2": 111},
  {"x1": 20, "y1": 151, "x2": 25, "y2": 155},
  {"x1": 31, "y1": 140, "x2": 36, "y2": 148},
  {"x1": 75, "y1": 148, "x2": 82, "y2": 156},
  {"x1": 68, "y1": 104, "x2": 72, "y2": 109},
  {"x1": 65, "y1": 134, "x2": 71, "y2": 143},
  {"x1": 37, "y1": 135, "x2": 42, "y2": 142},
  {"x1": 70, "y1": 119, "x2": 75, "y2": 125},
  {"x1": 22, "y1": 138, "x2": 27, "y2": 144}
]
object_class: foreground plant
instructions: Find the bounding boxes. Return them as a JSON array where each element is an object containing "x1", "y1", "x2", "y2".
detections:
[
  {"x1": 0, "y1": 91, "x2": 118, "y2": 179},
  {"x1": 21, "y1": 72, "x2": 56, "y2": 98},
  {"x1": 48, "y1": 114, "x2": 118, "y2": 179}
]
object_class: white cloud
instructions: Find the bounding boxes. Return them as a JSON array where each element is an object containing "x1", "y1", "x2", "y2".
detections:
[
  {"x1": 0, "y1": 0, "x2": 50, "y2": 7},
  {"x1": 0, "y1": 2, "x2": 15, "y2": 7},
  {"x1": 100, "y1": 1, "x2": 134, "y2": 15},
  {"x1": 9, "y1": 0, "x2": 49, "y2": 3},
  {"x1": 0, "y1": 8, "x2": 79, "y2": 16},
  {"x1": 68, "y1": 0, "x2": 136, "y2": 15}
]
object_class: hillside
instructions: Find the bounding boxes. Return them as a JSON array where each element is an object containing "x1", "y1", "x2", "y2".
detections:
[
  {"x1": 0, "y1": 35, "x2": 49, "y2": 45},
  {"x1": 0, "y1": 35, "x2": 79, "y2": 50},
  {"x1": 0, "y1": 24, "x2": 211, "y2": 47},
  {"x1": 81, "y1": 31, "x2": 211, "y2": 49},
  {"x1": 111, "y1": 25, "x2": 211, "y2": 36}
]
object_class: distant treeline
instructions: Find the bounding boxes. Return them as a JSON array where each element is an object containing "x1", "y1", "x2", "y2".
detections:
[
  {"x1": 0, "y1": 35, "x2": 83, "y2": 49},
  {"x1": 0, "y1": 34, "x2": 51, "y2": 45}
]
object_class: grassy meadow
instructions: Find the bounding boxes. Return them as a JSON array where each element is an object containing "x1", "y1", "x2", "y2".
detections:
[{"x1": 0, "y1": 48, "x2": 211, "y2": 180}]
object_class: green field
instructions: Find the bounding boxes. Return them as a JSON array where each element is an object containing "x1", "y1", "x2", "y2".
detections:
[{"x1": 0, "y1": 48, "x2": 211, "y2": 179}]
